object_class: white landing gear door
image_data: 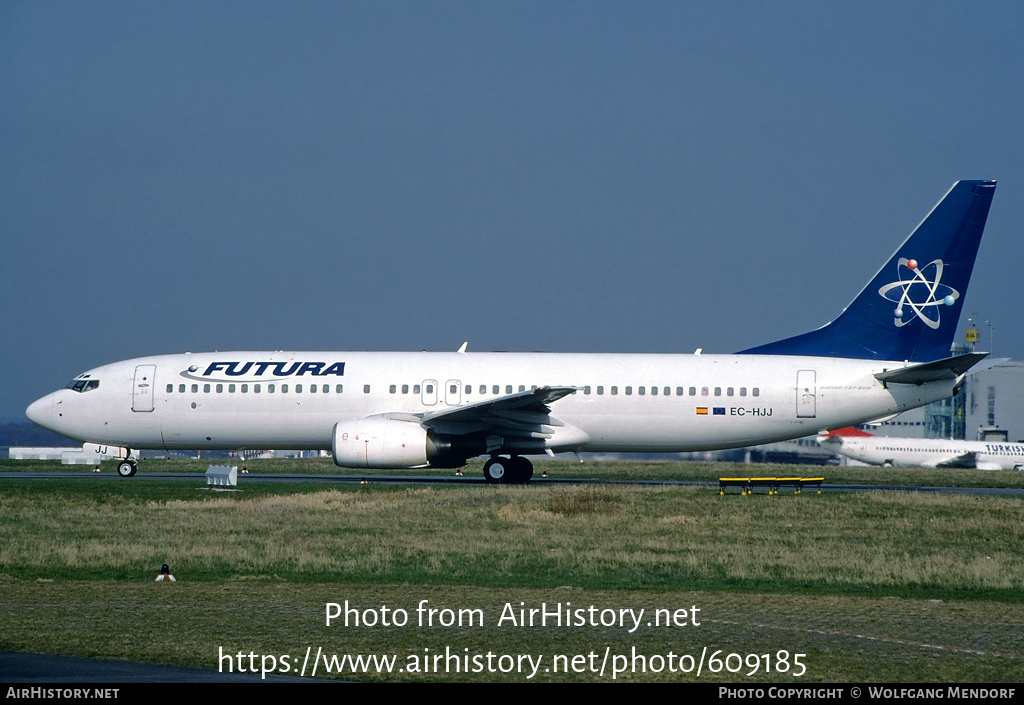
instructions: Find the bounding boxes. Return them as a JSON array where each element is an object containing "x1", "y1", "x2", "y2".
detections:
[
  {"x1": 796, "y1": 369, "x2": 816, "y2": 418},
  {"x1": 132, "y1": 364, "x2": 156, "y2": 412}
]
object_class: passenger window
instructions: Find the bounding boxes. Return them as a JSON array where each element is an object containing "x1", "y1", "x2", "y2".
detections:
[
  {"x1": 191, "y1": 384, "x2": 198, "y2": 393},
  {"x1": 390, "y1": 385, "x2": 397, "y2": 394},
  {"x1": 402, "y1": 385, "x2": 409, "y2": 394},
  {"x1": 363, "y1": 385, "x2": 371, "y2": 393},
  {"x1": 753, "y1": 388, "x2": 760, "y2": 397},
  {"x1": 269, "y1": 384, "x2": 276, "y2": 393},
  {"x1": 282, "y1": 384, "x2": 288, "y2": 393},
  {"x1": 337, "y1": 385, "x2": 344, "y2": 393},
  {"x1": 625, "y1": 386, "x2": 632, "y2": 395},
  {"x1": 241, "y1": 384, "x2": 248, "y2": 393},
  {"x1": 727, "y1": 387, "x2": 734, "y2": 396},
  {"x1": 295, "y1": 384, "x2": 302, "y2": 393},
  {"x1": 216, "y1": 384, "x2": 223, "y2": 393},
  {"x1": 179, "y1": 384, "x2": 186, "y2": 393},
  {"x1": 204, "y1": 384, "x2": 211, "y2": 393},
  {"x1": 166, "y1": 384, "x2": 173, "y2": 393},
  {"x1": 611, "y1": 386, "x2": 618, "y2": 395},
  {"x1": 493, "y1": 385, "x2": 500, "y2": 394},
  {"x1": 506, "y1": 385, "x2": 513, "y2": 394},
  {"x1": 740, "y1": 387, "x2": 747, "y2": 396},
  {"x1": 597, "y1": 386, "x2": 604, "y2": 395}
]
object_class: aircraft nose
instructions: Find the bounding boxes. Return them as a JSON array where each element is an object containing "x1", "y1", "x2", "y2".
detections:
[{"x1": 26, "y1": 394, "x2": 55, "y2": 430}]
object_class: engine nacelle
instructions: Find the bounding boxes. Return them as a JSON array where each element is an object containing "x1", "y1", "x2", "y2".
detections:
[{"x1": 332, "y1": 416, "x2": 430, "y2": 469}]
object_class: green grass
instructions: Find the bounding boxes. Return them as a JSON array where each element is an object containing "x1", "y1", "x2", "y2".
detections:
[
  {"x1": 0, "y1": 478, "x2": 1021, "y2": 600},
  {"x1": 1, "y1": 460, "x2": 1022, "y2": 681}
]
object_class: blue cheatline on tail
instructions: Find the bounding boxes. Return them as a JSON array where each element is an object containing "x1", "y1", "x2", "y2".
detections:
[{"x1": 738, "y1": 180, "x2": 996, "y2": 362}]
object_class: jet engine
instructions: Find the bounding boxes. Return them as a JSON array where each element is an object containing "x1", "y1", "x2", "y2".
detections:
[
  {"x1": 332, "y1": 416, "x2": 431, "y2": 469},
  {"x1": 333, "y1": 415, "x2": 488, "y2": 469}
]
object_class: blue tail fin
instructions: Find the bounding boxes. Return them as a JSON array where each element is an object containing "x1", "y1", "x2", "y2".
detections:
[{"x1": 739, "y1": 180, "x2": 996, "y2": 361}]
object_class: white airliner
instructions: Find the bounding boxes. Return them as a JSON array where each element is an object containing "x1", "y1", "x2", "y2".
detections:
[
  {"x1": 26, "y1": 181, "x2": 997, "y2": 482},
  {"x1": 819, "y1": 426, "x2": 1024, "y2": 470}
]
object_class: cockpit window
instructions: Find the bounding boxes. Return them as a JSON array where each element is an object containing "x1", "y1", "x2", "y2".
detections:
[{"x1": 65, "y1": 379, "x2": 100, "y2": 393}]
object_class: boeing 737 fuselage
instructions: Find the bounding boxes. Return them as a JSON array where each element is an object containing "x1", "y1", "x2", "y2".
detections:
[{"x1": 26, "y1": 181, "x2": 998, "y2": 482}]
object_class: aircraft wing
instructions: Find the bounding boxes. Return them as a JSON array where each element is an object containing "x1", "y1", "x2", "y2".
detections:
[
  {"x1": 931, "y1": 452, "x2": 978, "y2": 469},
  {"x1": 417, "y1": 386, "x2": 579, "y2": 444}
]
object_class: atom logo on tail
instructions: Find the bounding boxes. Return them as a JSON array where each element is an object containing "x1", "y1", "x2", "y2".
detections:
[{"x1": 877, "y1": 258, "x2": 958, "y2": 330}]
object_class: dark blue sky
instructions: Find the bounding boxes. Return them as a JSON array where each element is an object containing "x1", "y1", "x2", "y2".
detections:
[{"x1": 3, "y1": 1, "x2": 1023, "y2": 421}]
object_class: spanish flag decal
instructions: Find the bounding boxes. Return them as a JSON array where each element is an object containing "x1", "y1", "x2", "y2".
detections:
[{"x1": 696, "y1": 407, "x2": 708, "y2": 415}]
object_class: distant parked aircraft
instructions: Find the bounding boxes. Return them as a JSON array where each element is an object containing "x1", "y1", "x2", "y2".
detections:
[{"x1": 818, "y1": 426, "x2": 1024, "y2": 470}]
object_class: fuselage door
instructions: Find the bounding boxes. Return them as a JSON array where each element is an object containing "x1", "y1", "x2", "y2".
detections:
[
  {"x1": 445, "y1": 379, "x2": 462, "y2": 406},
  {"x1": 796, "y1": 369, "x2": 816, "y2": 418},
  {"x1": 132, "y1": 364, "x2": 156, "y2": 413},
  {"x1": 421, "y1": 380, "x2": 438, "y2": 406}
]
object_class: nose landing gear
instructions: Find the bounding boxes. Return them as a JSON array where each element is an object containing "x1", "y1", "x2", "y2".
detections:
[{"x1": 116, "y1": 458, "x2": 138, "y2": 477}]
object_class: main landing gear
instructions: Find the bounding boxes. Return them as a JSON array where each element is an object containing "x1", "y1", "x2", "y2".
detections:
[{"x1": 482, "y1": 455, "x2": 534, "y2": 484}]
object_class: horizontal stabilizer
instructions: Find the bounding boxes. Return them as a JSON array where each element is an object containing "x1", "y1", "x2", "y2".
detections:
[{"x1": 873, "y1": 352, "x2": 988, "y2": 385}]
